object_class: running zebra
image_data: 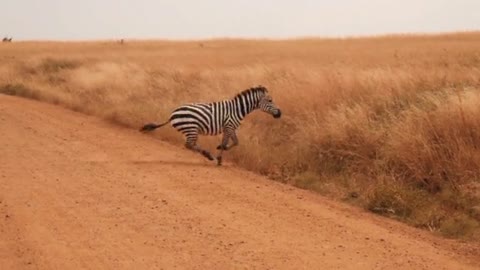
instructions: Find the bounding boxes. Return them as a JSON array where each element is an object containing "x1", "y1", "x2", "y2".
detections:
[{"x1": 140, "y1": 85, "x2": 281, "y2": 165}]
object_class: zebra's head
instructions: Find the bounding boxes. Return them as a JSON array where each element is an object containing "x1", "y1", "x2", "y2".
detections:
[
  {"x1": 234, "y1": 86, "x2": 281, "y2": 119},
  {"x1": 258, "y1": 92, "x2": 282, "y2": 119}
]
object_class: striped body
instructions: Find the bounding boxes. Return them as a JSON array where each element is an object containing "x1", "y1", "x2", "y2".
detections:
[
  {"x1": 140, "y1": 86, "x2": 281, "y2": 165},
  {"x1": 170, "y1": 100, "x2": 242, "y2": 136}
]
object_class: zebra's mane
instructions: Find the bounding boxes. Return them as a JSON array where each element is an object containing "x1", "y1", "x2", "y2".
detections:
[{"x1": 233, "y1": 86, "x2": 268, "y2": 100}]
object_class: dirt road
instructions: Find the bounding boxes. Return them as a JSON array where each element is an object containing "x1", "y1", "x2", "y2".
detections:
[{"x1": 0, "y1": 95, "x2": 479, "y2": 270}]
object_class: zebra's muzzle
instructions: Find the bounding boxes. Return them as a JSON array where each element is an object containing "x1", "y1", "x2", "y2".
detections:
[{"x1": 273, "y1": 110, "x2": 282, "y2": 119}]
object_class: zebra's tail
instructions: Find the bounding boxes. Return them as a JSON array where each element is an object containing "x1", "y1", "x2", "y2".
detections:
[{"x1": 139, "y1": 120, "x2": 170, "y2": 132}]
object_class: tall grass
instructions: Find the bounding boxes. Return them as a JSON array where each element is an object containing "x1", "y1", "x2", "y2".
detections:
[{"x1": 1, "y1": 32, "x2": 480, "y2": 239}]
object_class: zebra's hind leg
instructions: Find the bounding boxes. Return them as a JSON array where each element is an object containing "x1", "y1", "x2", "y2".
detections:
[{"x1": 184, "y1": 134, "x2": 214, "y2": 161}]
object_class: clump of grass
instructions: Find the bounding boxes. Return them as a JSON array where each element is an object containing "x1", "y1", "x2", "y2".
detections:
[
  {"x1": 367, "y1": 184, "x2": 425, "y2": 219},
  {"x1": 0, "y1": 83, "x2": 38, "y2": 99},
  {"x1": 440, "y1": 214, "x2": 479, "y2": 239},
  {"x1": 384, "y1": 90, "x2": 480, "y2": 192},
  {"x1": 39, "y1": 57, "x2": 80, "y2": 73},
  {"x1": 366, "y1": 182, "x2": 480, "y2": 238}
]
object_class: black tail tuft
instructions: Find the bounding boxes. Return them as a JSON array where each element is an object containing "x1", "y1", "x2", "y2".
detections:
[{"x1": 140, "y1": 123, "x2": 161, "y2": 132}]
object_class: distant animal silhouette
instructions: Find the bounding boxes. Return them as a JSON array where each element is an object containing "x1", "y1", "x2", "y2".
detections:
[{"x1": 2, "y1": 37, "x2": 12, "y2": 42}]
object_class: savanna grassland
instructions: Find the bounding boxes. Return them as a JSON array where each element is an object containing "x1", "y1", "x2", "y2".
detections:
[{"x1": 1, "y1": 32, "x2": 480, "y2": 240}]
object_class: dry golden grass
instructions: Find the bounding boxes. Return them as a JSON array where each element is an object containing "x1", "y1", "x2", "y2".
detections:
[{"x1": 1, "y1": 32, "x2": 480, "y2": 239}]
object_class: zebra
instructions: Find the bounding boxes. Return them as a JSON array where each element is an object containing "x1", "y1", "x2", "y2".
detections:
[{"x1": 140, "y1": 85, "x2": 281, "y2": 165}]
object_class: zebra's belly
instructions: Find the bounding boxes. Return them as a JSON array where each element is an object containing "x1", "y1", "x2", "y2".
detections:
[{"x1": 198, "y1": 129, "x2": 222, "y2": 136}]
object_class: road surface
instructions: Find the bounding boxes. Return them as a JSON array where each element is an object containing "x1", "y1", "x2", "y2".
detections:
[{"x1": 0, "y1": 95, "x2": 479, "y2": 269}]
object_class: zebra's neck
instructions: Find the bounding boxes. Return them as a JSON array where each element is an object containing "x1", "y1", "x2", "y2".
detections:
[{"x1": 231, "y1": 93, "x2": 260, "y2": 120}]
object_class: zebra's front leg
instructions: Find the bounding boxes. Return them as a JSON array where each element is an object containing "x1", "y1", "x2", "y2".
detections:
[
  {"x1": 226, "y1": 132, "x2": 238, "y2": 150},
  {"x1": 216, "y1": 132, "x2": 231, "y2": 166},
  {"x1": 216, "y1": 131, "x2": 238, "y2": 151},
  {"x1": 185, "y1": 134, "x2": 214, "y2": 161}
]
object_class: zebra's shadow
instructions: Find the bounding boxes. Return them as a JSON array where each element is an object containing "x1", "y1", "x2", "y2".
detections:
[{"x1": 131, "y1": 159, "x2": 219, "y2": 168}]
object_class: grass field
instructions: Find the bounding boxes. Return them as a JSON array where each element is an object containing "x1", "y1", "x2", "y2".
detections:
[{"x1": 1, "y1": 32, "x2": 480, "y2": 240}]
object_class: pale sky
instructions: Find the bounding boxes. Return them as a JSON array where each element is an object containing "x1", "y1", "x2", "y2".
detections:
[{"x1": 2, "y1": 0, "x2": 480, "y2": 40}]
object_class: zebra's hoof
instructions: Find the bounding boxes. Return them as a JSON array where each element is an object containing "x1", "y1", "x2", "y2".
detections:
[
  {"x1": 217, "y1": 157, "x2": 222, "y2": 166},
  {"x1": 216, "y1": 145, "x2": 227, "y2": 150}
]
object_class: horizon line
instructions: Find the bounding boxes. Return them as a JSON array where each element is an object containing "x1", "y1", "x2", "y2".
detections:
[{"x1": 4, "y1": 30, "x2": 480, "y2": 43}]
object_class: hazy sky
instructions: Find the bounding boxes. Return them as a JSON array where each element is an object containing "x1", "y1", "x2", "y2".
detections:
[{"x1": 2, "y1": 0, "x2": 480, "y2": 40}]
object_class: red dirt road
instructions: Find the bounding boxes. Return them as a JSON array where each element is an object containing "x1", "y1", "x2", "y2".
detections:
[{"x1": 0, "y1": 95, "x2": 479, "y2": 270}]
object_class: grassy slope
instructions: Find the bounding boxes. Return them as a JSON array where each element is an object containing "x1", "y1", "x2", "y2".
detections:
[{"x1": 1, "y1": 32, "x2": 480, "y2": 240}]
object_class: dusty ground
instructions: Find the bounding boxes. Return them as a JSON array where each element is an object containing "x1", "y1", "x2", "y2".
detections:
[{"x1": 0, "y1": 95, "x2": 479, "y2": 270}]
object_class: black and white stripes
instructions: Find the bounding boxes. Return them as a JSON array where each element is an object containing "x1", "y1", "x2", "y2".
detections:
[{"x1": 140, "y1": 85, "x2": 281, "y2": 165}]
